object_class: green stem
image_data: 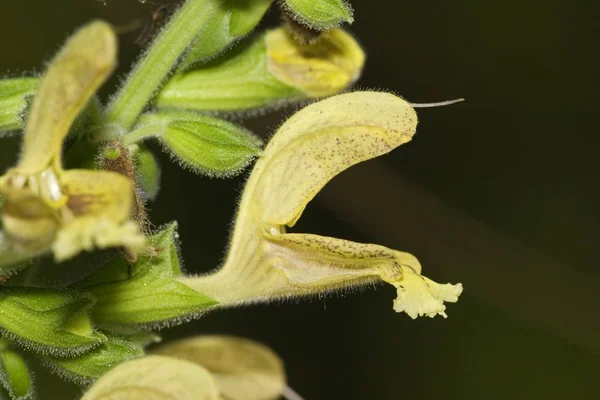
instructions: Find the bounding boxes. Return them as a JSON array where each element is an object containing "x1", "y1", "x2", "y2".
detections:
[
  {"x1": 123, "y1": 124, "x2": 165, "y2": 146},
  {"x1": 105, "y1": 0, "x2": 219, "y2": 131}
]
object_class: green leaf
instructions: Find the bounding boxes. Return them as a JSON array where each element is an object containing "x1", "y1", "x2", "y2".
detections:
[
  {"x1": 43, "y1": 334, "x2": 144, "y2": 385},
  {"x1": 86, "y1": 223, "x2": 218, "y2": 329},
  {"x1": 181, "y1": 0, "x2": 273, "y2": 69},
  {"x1": 0, "y1": 78, "x2": 38, "y2": 133},
  {"x1": 0, "y1": 288, "x2": 105, "y2": 356},
  {"x1": 0, "y1": 344, "x2": 34, "y2": 400},
  {"x1": 76, "y1": 255, "x2": 131, "y2": 289},
  {"x1": 135, "y1": 145, "x2": 161, "y2": 201},
  {"x1": 128, "y1": 111, "x2": 262, "y2": 177},
  {"x1": 157, "y1": 35, "x2": 301, "y2": 112},
  {"x1": 283, "y1": 0, "x2": 354, "y2": 30}
]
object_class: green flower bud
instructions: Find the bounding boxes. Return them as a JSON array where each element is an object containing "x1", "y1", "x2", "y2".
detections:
[
  {"x1": 181, "y1": 0, "x2": 273, "y2": 69},
  {"x1": 0, "y1": 77, "x2": 38, "y2": 133},
  {"x1": 156, "y1": 27, "x2": 364, "y2": 112},
  {"x1": 283, "y1": 0, "x2": 354, "y2": 30},
  {"x1": 127, "y1": 111, "x2": 262, "y2": 177}
]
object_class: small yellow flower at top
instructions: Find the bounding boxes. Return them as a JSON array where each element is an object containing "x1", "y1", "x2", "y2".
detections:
[{"x1": 0, "y1": 21, "x2": 145, "y2": 265}]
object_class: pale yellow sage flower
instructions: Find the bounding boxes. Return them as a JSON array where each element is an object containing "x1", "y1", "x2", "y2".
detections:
[
  {"x1": 0, "y1": 22, "x2": 145, "y2": 265},
  {"x1": 81, "y1": 355, "x2": 220, "y2": 400},
  {"x1": 154, "y1": 335, "x2": 287, "y2": 400},
  {"x1": 83, "y1": 335, "x2": 287, "y2": 400},
  {"x1": 180, "y1": 91, "x2": 463, "y2": 319},
  {"x1": 265, "y1": 27, "x2": 365, "y2": 97}
]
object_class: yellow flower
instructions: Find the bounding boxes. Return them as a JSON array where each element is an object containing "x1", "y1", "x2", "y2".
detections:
[
  {"x1": 83, "y1": 335, "x2": 287, "y2": 400},
  {"x1": 393, "y1": 270, "x2": 463, "y2": 319},
  {"x1": 0, "y1": 21, "x2": 144, "y2": 266},
  {"x1": 265, "y1": 27, "x2": 364, "y2": 97},
  {"x1": 180, "y1": 91, "x2": 463, "y2": 319}
]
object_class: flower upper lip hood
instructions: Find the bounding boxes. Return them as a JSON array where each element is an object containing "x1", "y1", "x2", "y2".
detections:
[
  {"x1": 179, "y1": 91, "x2": 463, "y2": 319},
  {"x1": 0, "y1": 21, "x2": 145, "y2": 267}
]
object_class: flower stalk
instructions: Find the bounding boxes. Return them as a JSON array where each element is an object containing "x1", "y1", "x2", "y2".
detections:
[{"x1": 105, "y1": 0, "x2": 220, "y2": 130}]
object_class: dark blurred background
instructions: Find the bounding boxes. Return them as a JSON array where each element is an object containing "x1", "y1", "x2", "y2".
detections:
[{"x1": 1, "y1": 1, "x2": 598, "y2": 399}]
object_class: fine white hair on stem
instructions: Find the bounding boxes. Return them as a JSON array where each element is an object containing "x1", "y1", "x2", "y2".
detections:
[
  {"x1": 410, "y1": 98, "x2": 465, "y2": 108},
  {"x1": 283, "y1": 385, "x2": 306, "y2": 400}
]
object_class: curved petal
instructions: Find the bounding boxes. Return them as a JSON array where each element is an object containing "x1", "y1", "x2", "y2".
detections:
[
  {"x1": 52, "y1": 169, "x2": 144, "y2": 261},
  {"x1": 18, "y1": 21, "x2": 117, "y2": 174},
  {"x1": 180, "y1": 91, "x2": 462, "y2": 318},
  {"x1": 82, "y1": 355, "x2": 220, "y2": 400},
  {"x1": 265, "y1": 27, "x2": 364, "y2": 97},
  {"x1": 153, "y1": 335, "x2": 286, "y2": 400}
]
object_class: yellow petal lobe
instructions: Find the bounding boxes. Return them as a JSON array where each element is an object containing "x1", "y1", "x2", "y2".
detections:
[
  {"x1": 82, "y1": 355, "x2": 220, "y2": 400},
  {"x1": 266, "y1": 27, "x2": 364, "y2": 97},
  {"x1": 393, "y1": 273, "x2": 464, "y2": 319},
  {"x1": 19, "y1": 21, "x2": 117, "y2": 174},
  {"x1": 154, "y1": 335, "x2": 286, "y2": 400}
]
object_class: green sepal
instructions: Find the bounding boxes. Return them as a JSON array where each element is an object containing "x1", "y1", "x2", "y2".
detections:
[
  {"x1": 181, "y1": 0, "x2": 273, "y2": 69},
  {"x1": 0, "y1": 288, "x2": 105, "y2": 357},
  {"x1": 76, "y1": 255, "x2": 131, "y2": 289},
  {"x1": 85, "y1": 223, "x2": 218, "y2": 330},
  {"x1": 0, "y1": 343, "x2": 34, "y2": 400},
  {"x1": 283, "y1": 0, "x2": 354, "y2": 30},
  {"x1": 129, "y1": 111, "x2": 262, "y2": 177},
  {"x1": 134, "y1": 145, "x2": 161, "y2": 201},
  {"x1": 157, "y1": 35, "x2": 301, "y2": 112},
  {"x1": 0, "y1": 78, "x2": 38, "y2": 133},
  {"x1": 42, "y1": 334, "x2": 144, "y2": 385}
]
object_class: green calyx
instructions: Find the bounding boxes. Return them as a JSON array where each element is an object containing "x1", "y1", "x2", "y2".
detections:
[
  {"x1": 0, "y1": 78, "x2": 38, "y2": 133},
  {"x1": 82, "y1": 223, "x2": 218, "y2": 329},
  {"x1": 127, "y1": 111, "x2": 262, "y2": 177},
  {"x1": 283, "y1": 0, "x2": 354, "y2": 30},
  {"x1": 181, "y1": 0, "x2": 273, "y2": 69}
]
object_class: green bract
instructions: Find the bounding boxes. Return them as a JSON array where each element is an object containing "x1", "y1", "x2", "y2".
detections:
[
  {"x1": 283, "y1": 0, "x2": 354, "y2": 30},
  {"x1": 43, "y1": 334, "x2": 144, "y2": 384},
  {"x1": 83, "y1": 224, "x2": 218, "y2": 329},
  {"x1": 0, "y1": 78, "x2": 38, "y2": 133},
  {"x1": 182, "y1": 0, "x2": 273, "y2": 68},
  {"x1": 127, "y1": 112, "x2": 262, "y2": 177},
  {"x1": 0, "y1": 288, "x2": 104, "y2": 356}
]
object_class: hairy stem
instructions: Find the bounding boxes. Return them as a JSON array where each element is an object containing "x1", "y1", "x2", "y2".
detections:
[
  {"x1": 105, "y1": 0, "x2": 219, "y2": 130},
  {"x1": 123, "y1": 124, "x2": 164, "y2": 145}
]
